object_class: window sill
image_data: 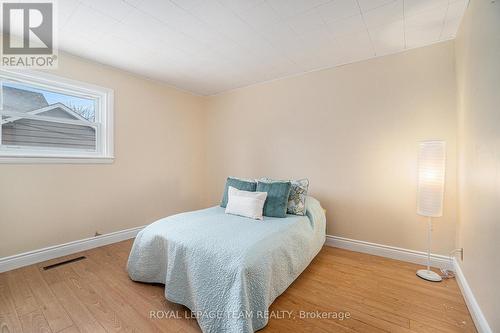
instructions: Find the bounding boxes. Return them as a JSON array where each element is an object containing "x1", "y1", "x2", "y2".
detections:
[{"x1": 0, "y1": 156, "x2": 115, "y2": 164}]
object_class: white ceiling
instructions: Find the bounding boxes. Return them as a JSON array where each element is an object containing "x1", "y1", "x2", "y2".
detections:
[{"x1": 58, "y1": 0, "x2": 468, "y2": 95}]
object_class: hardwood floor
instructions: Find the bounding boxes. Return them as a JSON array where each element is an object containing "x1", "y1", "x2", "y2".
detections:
[{"x1": 0, "y1": 240, "x2": 477, "y2": 333}]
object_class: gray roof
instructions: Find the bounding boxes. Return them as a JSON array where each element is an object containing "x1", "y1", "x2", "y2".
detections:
[{"x1": 2, "y1": 85, "x2": 49, "y2": 112}]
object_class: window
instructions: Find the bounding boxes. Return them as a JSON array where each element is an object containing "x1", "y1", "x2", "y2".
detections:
[{"x1": 0, "y1": 70, "x2": 113, "y2": 163}]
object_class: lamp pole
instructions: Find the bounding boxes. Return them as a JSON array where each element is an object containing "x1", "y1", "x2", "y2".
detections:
[
  {"x1": 416, "y1": 216, "x2": 442, "y2": 282},
  {"x1": 426, "y1": 216, "x2": 432, "y2": 272}
]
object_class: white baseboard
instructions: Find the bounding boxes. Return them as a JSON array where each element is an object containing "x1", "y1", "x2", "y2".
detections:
[
  {"x1": 325, "y1": 235, "x2": 453, "y2": 270},
  {"x1": 0, "y1": 225, "x2": 145, "y2": 273},
  {"x1": 453, "y1": 258, "x2": 492, "y2": 333}
]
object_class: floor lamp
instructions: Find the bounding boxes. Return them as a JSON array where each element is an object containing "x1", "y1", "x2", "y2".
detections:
[{"x1": 416, "y1": 141, "x2": 446, "y2": 282}]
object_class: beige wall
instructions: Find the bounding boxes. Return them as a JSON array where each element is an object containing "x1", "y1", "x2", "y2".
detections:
[
  {"x1": 204, "y1": 41, "x2": 458, "y2": 255},
  {"x1": 455, "y1": 0, "x2": 500, "y2": 331},
  {"x1": 0, "y1": 52, "x2": 205, "y2": 257},
  {"x1": 0, "y1": 43, "x2": 459, "y2": 260}
]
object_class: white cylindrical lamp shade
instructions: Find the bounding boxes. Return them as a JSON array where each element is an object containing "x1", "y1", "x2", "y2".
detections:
[{"x1": 417, "y1": 141, "x2": 446, "y2": 217}]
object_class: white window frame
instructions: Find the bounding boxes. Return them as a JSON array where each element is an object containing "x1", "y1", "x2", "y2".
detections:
[{"x1": 0, "y1": 69, "x2": 114, "y2": 164}]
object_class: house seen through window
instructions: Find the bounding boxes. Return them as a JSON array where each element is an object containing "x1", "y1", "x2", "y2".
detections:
[{"x1": 0, "y1": 71, "x2": 113, "y2": 161}]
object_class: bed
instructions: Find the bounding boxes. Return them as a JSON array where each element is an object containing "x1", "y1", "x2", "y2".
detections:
[{"x1": 127, "y1": 196, "x2": 326, "y2": 333}]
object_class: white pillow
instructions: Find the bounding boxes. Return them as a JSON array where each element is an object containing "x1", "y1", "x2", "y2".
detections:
[{"x1": 225, "y1": 186, "x2": 267, "y2": 220}]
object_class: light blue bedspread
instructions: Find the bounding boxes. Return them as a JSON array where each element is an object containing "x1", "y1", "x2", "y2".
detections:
[{"x1": 127, "y1": 196, "x2": 326, "y2": 333}]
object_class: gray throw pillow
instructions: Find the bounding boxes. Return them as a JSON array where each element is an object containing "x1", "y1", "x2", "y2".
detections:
[
  {"x1": 220, "y1": 177, "x2": 257, "y2": 208},
  {"x1": 256, "y1": 180, "x2": 291, "y2": 218},
  {"x1": 260, "y1": 178, "x2": 309, "y2": 216}
]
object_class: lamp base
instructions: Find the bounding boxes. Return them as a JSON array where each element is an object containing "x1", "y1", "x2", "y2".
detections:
[{"x1": 416, "y1": 269, "x2": 442, "y2": 282}]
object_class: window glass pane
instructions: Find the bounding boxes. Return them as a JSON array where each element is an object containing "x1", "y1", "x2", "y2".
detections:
[
  {"x1": 1, "y1": 81, "x2": 96, "y2": 122},
  {"x1": 0, "y1": 71, "x2": 111, "y2": 160},
  {"x1": 1, "y1": 115, "x2": 96, "y2": 151}
]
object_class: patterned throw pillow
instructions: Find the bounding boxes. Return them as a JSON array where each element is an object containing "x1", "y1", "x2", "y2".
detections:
[
  {"x1": 287, "y1": 179, "x2": 309, "y2": 216},
  {"x1": 260, "y1": 178, "x2": 309, "y2": 216}
]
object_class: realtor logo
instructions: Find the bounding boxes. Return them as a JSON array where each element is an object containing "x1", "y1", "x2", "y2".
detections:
[{"x1": 1, "y1": 0, "x2": 58, "y2": 68}]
